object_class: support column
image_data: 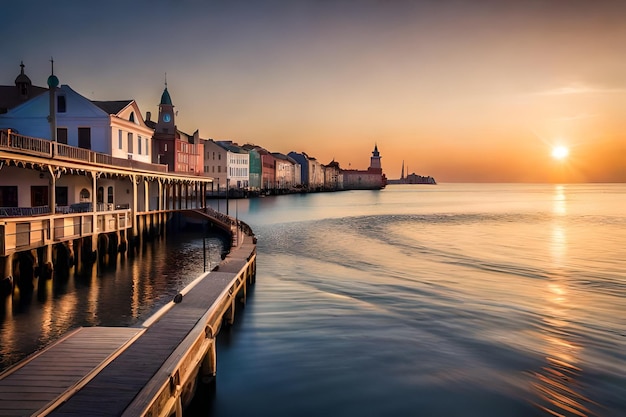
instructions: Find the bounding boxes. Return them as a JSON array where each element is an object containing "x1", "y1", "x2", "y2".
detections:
[
  {"x1": 2, "y1": 255, "x2": 12, "y2": 281},
  {"x1": 200, "y1": 340, "x2": 217, "y2": 383},
  {"x1": 158, "y1": 180, "x2": 164, "y2": 211}
]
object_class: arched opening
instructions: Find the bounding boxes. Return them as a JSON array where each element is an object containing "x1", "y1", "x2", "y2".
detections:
[{"x1": 79, "y1": 188, "x2": 90, "y2": 202}]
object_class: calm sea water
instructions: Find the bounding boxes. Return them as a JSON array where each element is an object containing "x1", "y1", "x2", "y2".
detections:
[
  {"x1": 198, "y1": 183, "x2": 625, "y2": 417},
  {"x1": 2, "y1": 184, "x2": 625, "y2": 417}
]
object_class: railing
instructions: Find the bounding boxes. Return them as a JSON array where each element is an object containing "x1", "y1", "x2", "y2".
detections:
[
  {"x1": 0, "y1": 130, "x2": 168, "y2": 173},
  {"x1": 0, "y1": 209, "x2": 132, "y2": 256},
  {"x1": 1, "y1": 203, "x2": 127, "y2": 218},
  {"x1": 0, "y1": 206, "x2": 50, "y2": 217}
]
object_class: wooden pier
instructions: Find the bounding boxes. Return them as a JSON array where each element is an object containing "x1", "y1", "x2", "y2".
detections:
[{"x1": 0, "y1": 214, "x2": 257, "y2": 417}]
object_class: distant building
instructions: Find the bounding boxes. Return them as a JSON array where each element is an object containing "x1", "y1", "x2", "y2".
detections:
[
  {"x1": 341, "y1": 144, "x2": 387, "y2": 190},
  {"x1": 387, "y1": 160, "x2": 436, "y2": 184},
  {"x1": 272, "y1": 152, "x2": 299, "y2": 191},
  {"x1": 323, "y1": 160, "x2": 342, "y2": 190},
  {"x1": 217, "y1": 141, "x2": 249, "y2": 191},
  {"x1": 288, "y1": 151, "x2": 324, "y2": 190},
  {"x1": 203, "y1": 139, "x2": 228, "y2": 193},
  {"x1": 244, "y1": 144, "x2": 276, "y2": 192}
]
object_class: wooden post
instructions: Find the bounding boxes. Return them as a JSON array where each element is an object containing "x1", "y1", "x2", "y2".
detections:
[{"x1": 200, "y1": 341, "x2": 217, "y2": 383}]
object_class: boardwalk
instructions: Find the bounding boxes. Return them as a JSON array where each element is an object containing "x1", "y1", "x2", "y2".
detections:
[
  {"x1": 0, "y1": 213, "x2": 256, "y2": 417},
  {"x1": 0, "y1": 327, "x2": 144, "y2": 416}
]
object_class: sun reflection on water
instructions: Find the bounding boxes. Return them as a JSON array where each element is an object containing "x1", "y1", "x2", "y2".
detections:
[{"x1": 528, "y1": 185, "x2": 596, "y2": 416}]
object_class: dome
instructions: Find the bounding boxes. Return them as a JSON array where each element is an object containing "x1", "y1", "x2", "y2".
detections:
[
  {"x1": 160, "y1": 87, "x2": 173, "y2": 105},
  {"x1": 14, "y1": 62, "x2": 31, "y2": 86},
  {"x1": 47, "y1": 74, "x2": 59, "y2": 89}
]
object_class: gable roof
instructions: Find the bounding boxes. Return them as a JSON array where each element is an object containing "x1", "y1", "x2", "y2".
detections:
[
  {"x1": 0, "y1": 85, "x2": 48, "y2": 114},
  {"x1": 92, "y1": 100, "x2": 133, "y2": 115}
]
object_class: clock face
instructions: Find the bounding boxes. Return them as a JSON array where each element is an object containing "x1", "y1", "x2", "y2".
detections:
[{"x1": 163, "y1": 113, "x2": 171, "y2": 123}]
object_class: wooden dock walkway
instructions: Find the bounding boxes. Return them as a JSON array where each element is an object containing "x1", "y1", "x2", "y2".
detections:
[
  {"x1": 0, "y1": 216, "x2": 256, "y2": 417},
  {"x1": 0, "y1": 327, "x2": 144, "y2": 416}
]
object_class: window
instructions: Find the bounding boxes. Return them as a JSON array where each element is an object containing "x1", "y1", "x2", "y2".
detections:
[
  {"x1": 97, "y1": 187, "x2": 104, "y2": 204},
  {"x1": 78, "y1": 127, "x2": 91, "y2": 149},
  {"x1": 107, "y1": 186, "x2": 114, "y2": 204},
  {"x1": 129, "y1": 112, "x2": 135, "y2": 123},
  {"x1": 57, "y1": 127, "x2": 68, "y2": 144},
  {"x1": 57, "y1": 95, "x2": 66, "y2": 113},
  {"x1": 31, "y1": 186, "x2": 48, "y2": 207},
  {"x1": 118, "y1": 130, "x2": 123, "y2": 149},
  {"x1": 55, "y1": 187, "x2": 68, "y2": 206},
  {"x1": 127, "y1": 132, "x2": 133, "y2": 153},
  {"x1": 0, "y1": 186, "x2": 18, "y2": 207},
  {"x1": 138, "y1": 136, "x2": 142, "y2": 154},
  {"x1": 79, "y1": 188, "x2": 90, "y2": 202},
  {"x1": 145, "y1": 138, "x2": 148, "y2": 155}
]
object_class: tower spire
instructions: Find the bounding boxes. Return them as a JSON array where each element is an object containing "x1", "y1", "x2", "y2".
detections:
[{"x1": 401, "y1": 160, "x2": 405, "y2": 180}]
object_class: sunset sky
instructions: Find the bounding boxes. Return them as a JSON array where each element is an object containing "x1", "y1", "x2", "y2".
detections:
[{"x1": 2, "y1": 0, "x2": 625, "y2": 182}]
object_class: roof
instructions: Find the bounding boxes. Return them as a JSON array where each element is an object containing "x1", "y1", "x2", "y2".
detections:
[
  {"x1": 217, "y1": 140, "x2": 248, "y2": 153},
  {"x1": 0, "y1": 62, "x2": 48, "y2": 113},
  {"x1": 160, "y1": 87, "x2": 172, "y2": 105},
  {"x1": 92, "y1": 100, "x2": 133, "y2": 115},
  {"x1": 0, "y1": 85, "x2": 48, "y2": 114}
]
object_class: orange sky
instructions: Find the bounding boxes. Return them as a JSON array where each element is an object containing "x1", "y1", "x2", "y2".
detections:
[{"x1": 2, "y1": 0, "x2": 625, "y2": 182}]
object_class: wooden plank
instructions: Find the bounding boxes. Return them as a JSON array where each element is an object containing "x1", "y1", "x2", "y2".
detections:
[{"x1": 0, "y1": 327, "x2": 143, "y2": 417}]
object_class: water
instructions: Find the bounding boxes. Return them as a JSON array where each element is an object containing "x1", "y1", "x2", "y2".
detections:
[
  {"x1": 2, "y1": 184, "x2": 625, "y2": 417},
  {"x1": 199, "y1": 184, "x2": 625, "y2": 417},
  {"x1": 0, "y1": 227, "x2": 228, "y2": 372}
]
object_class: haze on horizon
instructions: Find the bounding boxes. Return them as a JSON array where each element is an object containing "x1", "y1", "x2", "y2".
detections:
[{"x1": 2, "y1": 0, "x2": 625, "y2": 183}]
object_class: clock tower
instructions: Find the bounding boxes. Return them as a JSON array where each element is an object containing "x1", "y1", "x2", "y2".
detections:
[
  {"x1": 152, "y1": 80, "x2": 177, "y2": 168},
  {"x1": 156, "y1": 81, "x2": 175, "y2": 135}
]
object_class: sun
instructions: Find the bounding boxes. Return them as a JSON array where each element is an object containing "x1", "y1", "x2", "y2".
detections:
[{"x1": 551, "y1": 145, "x2": 569, "y2": 160}]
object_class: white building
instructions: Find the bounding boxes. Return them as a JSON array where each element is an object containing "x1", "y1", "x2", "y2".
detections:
[
  {"x1": 217, "y1": 141, "x2": 249, "y2": 190},
  {"x1": 0, "y1": 84, "x2": 153, "y2": 163}
]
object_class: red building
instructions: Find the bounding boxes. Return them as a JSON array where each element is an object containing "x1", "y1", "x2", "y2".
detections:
[{"x1": 149, "y1": 85, "x2": 204, "y2": 175}]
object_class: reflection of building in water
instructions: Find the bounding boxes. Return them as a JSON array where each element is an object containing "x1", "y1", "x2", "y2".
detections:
[{"x1": 529, "y1": 186, "x2": 596, "y2": 417}]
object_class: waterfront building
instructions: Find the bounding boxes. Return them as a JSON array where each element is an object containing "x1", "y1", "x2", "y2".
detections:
[
  {"x1": 341, "y1": 144, "x2": 387, "y2": 190},
  {"x1": 0, "y1": 67, "x2": 213, "y2": 295},
  {"x1": 288, "y1": 151, "x2": 324, "y2": 191},
  {"x1": 0, "y1": 62, "x2": 47, "y2": 114},
  {"x1": 0, "y1": 82, "x2": 153, "y2": 163},
  {"x1": 246, "y1": 147, "x2": 262, "y2": 192},
  {"x1": 243, "y1": 144, "x2": 276, "y2": 192},
  {"x1": 148, "y1": 84, "x2": 204, "y2": 175},
  {"x1": 323, "y1": 160, "x2": 342, "y2": 191},
  {"x1": 272, "y1": 152, "x2": 299, "y2": 191},
  {"x1": 203, "y1": 139, "x2": 228, "y2": 194},
  {"x1": 217, "y1": 141, "x2": 249, "y2": 192}
]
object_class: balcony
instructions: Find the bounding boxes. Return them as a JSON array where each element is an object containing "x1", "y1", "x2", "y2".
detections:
[
  {"x1": 0, "y1": 130, "x2": 168, "y2": 173},
  {"x1": 0, "y1": 208, "x2": 132, "y2": 257}
]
